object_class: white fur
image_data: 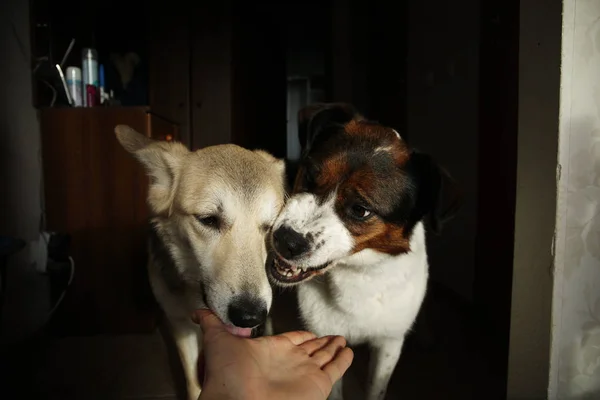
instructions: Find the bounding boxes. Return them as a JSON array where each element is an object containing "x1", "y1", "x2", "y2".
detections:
[
  {"x1": 273, "y1": 190, "x2": 428, "y2": 400},
  {"x1": 273, "y1": 192, "x2": 353, "y2": 270},
  {"x1": 300, "y1": 225, "x2": 428, "y2": 400},
  {"x1": 374, "y1": 145, "x2": 394, "y2": 154},
  {"x1": 156, "y1": 184, "x2": 282, "y2": 400}
]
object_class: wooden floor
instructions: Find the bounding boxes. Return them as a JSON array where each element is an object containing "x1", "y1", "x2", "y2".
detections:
[{"x1": 0, "y1": 284, "x2": 504, "y2": 400}]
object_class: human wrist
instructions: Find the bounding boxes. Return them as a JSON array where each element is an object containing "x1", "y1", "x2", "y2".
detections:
[
  {"x1": 198, "y1": 388, "x2": 228, "y2": 400},
  {"x1": 198, "y1": 384, "x2": 238, "y2": 400},
  {"x1": 199, "y1": 382, "x2": 261, "y2": 400}
]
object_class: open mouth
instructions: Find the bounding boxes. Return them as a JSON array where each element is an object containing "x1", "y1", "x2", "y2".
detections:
[{"x1": 269, "y1": 254, "x2": 329, "y2": 285}]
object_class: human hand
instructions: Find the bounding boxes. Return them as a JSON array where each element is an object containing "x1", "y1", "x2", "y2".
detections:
[{"x1": 194, "y1": 309, "x2": 354, "y2": 400}]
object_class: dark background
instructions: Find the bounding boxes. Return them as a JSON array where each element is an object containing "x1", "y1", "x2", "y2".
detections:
[{"x1": 0, "y1": 0, "x2": 525, "y2": 398}]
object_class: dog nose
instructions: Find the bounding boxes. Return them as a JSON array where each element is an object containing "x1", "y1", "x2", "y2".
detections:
[
  {"x1": 228, "y1": 296, "x2": 267, "y2": 328},
  {"x1": 272, "y1": 226, "x2": 310, "y2": 260}
]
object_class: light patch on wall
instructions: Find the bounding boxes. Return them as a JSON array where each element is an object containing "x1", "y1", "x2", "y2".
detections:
[{"x1": 550, "y1": 0, "x2": 600, "y2": 398}]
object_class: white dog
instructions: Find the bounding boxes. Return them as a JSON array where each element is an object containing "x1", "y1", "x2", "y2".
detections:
[
  {"x1": 115, "y1": 125, "x2": 286, "y2": 400},
  {"x1": 267, "y1": 103, "x2": 457, "y2": 400}
]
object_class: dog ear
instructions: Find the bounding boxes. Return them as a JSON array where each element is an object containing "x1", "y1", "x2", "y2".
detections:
[
  {"x1": 408, "y1": 152, "x2": 462, "y2": 235},
  {"x1": 254, "y1": 149, "x2": 286, "y2": 178},
  {"x1": 297, "y1": 103, "x2": 362, "y2": 154},
  {"x1": 115, "y1": 125, "x2": 189, "y2": 216}
]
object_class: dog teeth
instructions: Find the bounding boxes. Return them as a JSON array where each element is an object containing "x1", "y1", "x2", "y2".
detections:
[{"x1": 275, "y1": 260, "x2": 305, "y2": 278}]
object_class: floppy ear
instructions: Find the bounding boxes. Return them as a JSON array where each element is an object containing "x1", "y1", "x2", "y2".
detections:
[
  {"x1": 115, "y1": 125, "x2": 189, "y2": 216},
  {"x1": 408, "y1": 152, "x2": 462, "y2": 234},
  {"x1": 297, "y1": 103, "x2": 362, "y2": 154}
]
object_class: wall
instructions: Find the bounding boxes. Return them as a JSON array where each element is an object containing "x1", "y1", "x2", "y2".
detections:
[
  {"x1": 549, "y1": 1, "x2": 600, "y2": 398},
  {"x1": 0, "y1": 0, "x2": 50, "y2": 342},
  {"x1": 0, "y1": 0, "x2": 40, "y2": 237},
  {"x1": 506, "y1": 0, "x2": 562, "y2": 397},
  {"x1": 406, "y1": 0, "x2": 480, "y2": 301}
]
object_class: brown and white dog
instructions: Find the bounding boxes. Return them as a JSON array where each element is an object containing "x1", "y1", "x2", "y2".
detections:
[{"x1": 268, "y1": 103, "x2": 457, "y2": 400}]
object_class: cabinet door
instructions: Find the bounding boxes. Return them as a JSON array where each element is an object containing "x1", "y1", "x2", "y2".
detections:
[
  {"x1": 147, "y1": 3, "x2": 191, "y2": 147},
  {"x1": 42, "y1": 107, "x2": 163, "y2": 336},
  {"x1": 147, "y1": 112, "x2": 179, "y2": 143},
  {"x1": 190, "y1": 1, "x2": 233, "y2": 150},
  {"x1": 230, "y1": 1, "x2": 287, "y2": 159}
]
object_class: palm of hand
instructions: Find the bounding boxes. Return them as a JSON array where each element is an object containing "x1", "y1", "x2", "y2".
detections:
[
  {"x1": 202, "y1": 331, "x2": 348, "y2": 400},
  {"x1": 256, "y1": 336, "x2": 340, "y2": 399}
]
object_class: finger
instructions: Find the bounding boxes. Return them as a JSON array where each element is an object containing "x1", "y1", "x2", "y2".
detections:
[
  {"x1": 277, "y1": 330, "x2": 317, "y2": 346},
  {"x1": 299, "y1": 335, "x2": 338, "y2": 356},
  {"x1": 194, "y1": 309, "x2": 226, "y2": 337},
  {"x1": 323, "y1": 347, "x2": 354, "y2": 384},
  {"x1": 311, "y1": 336, "x2": 347, "y2": 367}
]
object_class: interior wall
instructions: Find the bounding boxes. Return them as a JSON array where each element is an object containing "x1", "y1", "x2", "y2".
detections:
[
  {"x1": 506, "y1": 0, "x2": 561, "y2": 397},
  {"x1": 0, "y1": 0, "x2": 51, "y2": 340},
  {"x1": 549, "y1": 0, "x2": 600, "y2": 398},
  {"x1": 406, "y1": 0, "x2": 480, "y2": 301},
  {"x1": 0, "y1": 0, "x2": 40, "y2": 238}
]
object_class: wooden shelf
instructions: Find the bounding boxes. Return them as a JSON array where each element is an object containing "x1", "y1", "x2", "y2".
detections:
[{"x1": 40, "y1": 107, "x2": 178, "y2": 336}]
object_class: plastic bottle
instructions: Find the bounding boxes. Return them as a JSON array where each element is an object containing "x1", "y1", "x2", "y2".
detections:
[
  {"x1": 99, "y1": 64, "x2": 106, "y2": 105},
  {"x1": 66, "y1": 67, "x2": 83, "y2": 107},
  {"x1": 82, "y1": 48, "x2": 98, "y2": 107}
]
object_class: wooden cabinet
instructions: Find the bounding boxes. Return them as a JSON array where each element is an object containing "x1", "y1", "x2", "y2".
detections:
[{"x1": 40, "y1": 107, "x2": 178, "y2": 336}]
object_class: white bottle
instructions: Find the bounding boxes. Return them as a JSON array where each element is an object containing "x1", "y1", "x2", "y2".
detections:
[{"x1": 66, "y1": 67, "x2": 83, "y2": 107}]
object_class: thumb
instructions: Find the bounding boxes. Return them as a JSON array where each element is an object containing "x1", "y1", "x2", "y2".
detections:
[{"x1": 193, "y1": 309, "x2": 226, "y2": 337}]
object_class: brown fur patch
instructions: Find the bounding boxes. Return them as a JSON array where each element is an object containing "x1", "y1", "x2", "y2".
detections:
[
  {"x1": 344, "y1": 119, "x2": 411, "y2": 165},
  {"x1": 292, "y1": 166, "x2": 305, "y2": 193},
  {"x1": 347, "y1": 219, "x2": 410, "y2": 255},
  {"x1": 293, "y1": 116, "x2": 418, "y2": 257},
  {"x1": 343, "y1": 168, "x2": 376, "y2": 200},
  {"x1": 344, "y1": 119, "x2": 378, "y2": 137},
  {"x1": 337, "y1": 171, "x2": 412, "y2": 256},
  {"x1": 318, "y1": 154, "x2": 350, "y2": 188}
]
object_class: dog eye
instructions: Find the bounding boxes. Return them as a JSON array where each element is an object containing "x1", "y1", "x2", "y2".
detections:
[
  {"x1": 348, "y1": 205, "x2": 372, "y2": 220},
  {"x1": 195, "y1": 215, "x2": 221, "y2": 229}
]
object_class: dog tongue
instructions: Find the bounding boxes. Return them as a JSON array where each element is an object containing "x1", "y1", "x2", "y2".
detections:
[
  {"x1": 225, "y1": 325, "x2": 253, "y2": 338},
  {"x1": 192, "y1": 309, "x2": 253, "y2": 338}
]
